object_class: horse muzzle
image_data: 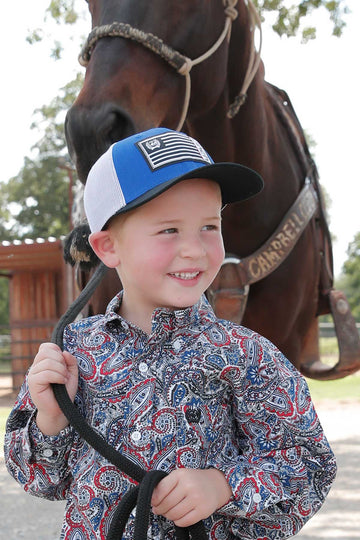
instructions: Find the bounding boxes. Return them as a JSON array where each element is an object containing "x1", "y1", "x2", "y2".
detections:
[{"x1": 65, "y1": 102, "x2": 135, "y2": 182}]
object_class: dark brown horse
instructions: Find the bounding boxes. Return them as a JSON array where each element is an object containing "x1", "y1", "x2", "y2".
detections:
[{"x1": 64, "y1": 0, "x2": 360, "y2": 380}]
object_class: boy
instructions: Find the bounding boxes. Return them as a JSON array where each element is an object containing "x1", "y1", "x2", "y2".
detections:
[{"x1": 5, "y1": 128, "x2": 336, "y2": 539}]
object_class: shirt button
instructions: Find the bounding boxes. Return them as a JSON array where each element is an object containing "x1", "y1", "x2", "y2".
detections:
[
  {"x1": 139, "y1": 362, "x2": 148, "y2": 374},
  {"x1": 43, "y1": 448, "x2": 53, "y2": 458},
  {"x1": 131, "y1": 430, "x2": 141, "y2": 442},
  {"x1": 253, "y1": 493, "x2": 261, "y2": 503}
]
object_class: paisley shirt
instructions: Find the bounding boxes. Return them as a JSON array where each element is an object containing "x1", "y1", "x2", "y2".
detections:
[{"x1": 5, "y1": 294, "x2": 336, "y2": 540}]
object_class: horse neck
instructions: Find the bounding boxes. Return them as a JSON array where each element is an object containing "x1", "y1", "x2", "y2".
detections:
[{"x1": 187, "y1": 3, "x2": 305, "y2": 250}]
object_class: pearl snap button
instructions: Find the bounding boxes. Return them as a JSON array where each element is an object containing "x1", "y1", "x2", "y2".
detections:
[
  {"x1": 131, "y1": 430, "x2": 141, "y2": 442},
  {"x1": 43, "y1": 448, "x2": 53, "y2": 457},
  {"x1": 253, "y1": 493, "x2": 261, "y2": 503},
  {"x1": 139, "y1": 362, "x2": 148, "y2": 374}
]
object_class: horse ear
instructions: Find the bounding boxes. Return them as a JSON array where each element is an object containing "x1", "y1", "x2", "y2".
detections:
[{"x1": 89, "y1": 230, "x2": 121, "y2": 268}]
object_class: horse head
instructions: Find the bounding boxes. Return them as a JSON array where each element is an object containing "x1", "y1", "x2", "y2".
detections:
[
  {"x1": 64, "y1": 0, "x2": 360, "y2": 380},
  {"x1": 65, "y1": 0, "x2": 258, "y2": 181}
]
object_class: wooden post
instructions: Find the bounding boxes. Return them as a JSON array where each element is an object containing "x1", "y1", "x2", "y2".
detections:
[{"x1": 0, "y1": 239, "x2": 76, "y2": 391}]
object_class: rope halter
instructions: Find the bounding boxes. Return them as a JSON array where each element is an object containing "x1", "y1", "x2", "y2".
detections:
[{"x1": 78, "y1": 0, "x2": 262, "y2": 131}]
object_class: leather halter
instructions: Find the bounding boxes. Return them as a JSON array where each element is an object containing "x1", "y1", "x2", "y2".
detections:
[{"x1": 78, "y1": 0, "x2": 262, "y2": 130}]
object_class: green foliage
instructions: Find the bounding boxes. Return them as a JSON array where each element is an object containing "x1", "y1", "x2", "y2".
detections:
[
  {"x1": 0, "y1": 74, "x2": 83, "y2": 243},
  {"x1": 338, "y1": 232, "x2": 360, "y2": 321},
  {"x1": 0, "y1": 157, "x2": 70, "y2": 241},
  {"x1": 31, "y1": 1, "x2": 351, "y2": 54},
  {"x1": 255, "y1": 0, "x2": 349, "y2": 42},
  {"x1": 26, "y1": 29, "x2": 44, "y2": 45},
  {"x1": 0, "y1": 278, "x2": 9, "y2": 327},
  {"x1": 306, "y1": 373, "x2": 360, "y2": 400},
  {"x1": 46, "y1": 0, "x2": 79, "y2": 24},
  {"x1": 0, "y1": 408, "x2": 11, "y2": 447},
  {"x1": 31, "y1": 73, "x2": 84, "y2": 155}
]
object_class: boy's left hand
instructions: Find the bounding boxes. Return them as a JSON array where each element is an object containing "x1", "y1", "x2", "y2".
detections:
[{"x1": 151, "y1": 468, "x2": 232, "y2": 527}]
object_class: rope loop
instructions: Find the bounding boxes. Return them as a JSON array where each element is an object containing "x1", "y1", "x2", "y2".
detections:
[{"x1": 223, "y1": 0, "x2": 239, "y2": 21}]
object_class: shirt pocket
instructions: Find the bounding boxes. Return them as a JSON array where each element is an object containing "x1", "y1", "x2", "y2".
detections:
[{"x1": 175, "y1": 395, "x2": 228, "y2": 469}]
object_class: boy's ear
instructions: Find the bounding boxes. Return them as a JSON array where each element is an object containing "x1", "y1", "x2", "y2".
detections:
[{"x1": 89, "y1": 231, "x2": 121, "y2": 268}]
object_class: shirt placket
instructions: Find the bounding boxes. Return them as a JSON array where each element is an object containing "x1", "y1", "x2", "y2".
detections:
[{"x1": 127, "y1": 338, "x2": 160, "y2": 466}]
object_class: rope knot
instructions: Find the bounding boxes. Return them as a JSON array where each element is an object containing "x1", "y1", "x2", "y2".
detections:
[
  {"x1": 224, "y1": 0, "x2": 239, "y2": 21},
  {"x1": 178, "y1": 57, "x2": 193, "y2": 76},
  {"x1": 227, "y1": 93, "x2": 247, "y2": 118}
]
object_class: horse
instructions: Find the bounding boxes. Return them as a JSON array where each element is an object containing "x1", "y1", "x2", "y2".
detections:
[{"x1": 64, "y1": 0, "x2": 360, "y2": 380}]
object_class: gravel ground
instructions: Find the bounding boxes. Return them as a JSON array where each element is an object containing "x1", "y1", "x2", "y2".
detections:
[{"x1": 1, "y1": 395, "x2": 359, "y2": 540}]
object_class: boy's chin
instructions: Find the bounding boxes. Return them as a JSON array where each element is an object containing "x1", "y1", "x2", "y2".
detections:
[{"x1": 168, "y1": 297, "x2": 204, "y2": 311}]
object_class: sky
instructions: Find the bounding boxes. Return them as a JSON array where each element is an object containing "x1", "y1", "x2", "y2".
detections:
[{"x1": 1, "y1": 0, "x2": 359, "y2": 277}]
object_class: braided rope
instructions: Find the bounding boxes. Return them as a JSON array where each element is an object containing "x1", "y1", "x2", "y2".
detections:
[
  {"x1": 79, "y1": 22, "x2": 189, "y2": 72},
  {"x1": 77, "y1": 0, "x2": 261, "y2": 128}
]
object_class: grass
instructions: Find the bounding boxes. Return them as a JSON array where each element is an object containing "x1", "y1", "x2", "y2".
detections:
[
  {"x1": 1, "y1": 407, "x2": 11, "y2": 450},
  {"x1": 306, "y1": 336, "x2": 360, "y2": 401},
  {"x1": 306, "y1": 373, "x2": 359, "y2": 401}
]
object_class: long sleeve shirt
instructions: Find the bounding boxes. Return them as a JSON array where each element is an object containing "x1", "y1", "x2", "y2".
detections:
[{"x1": 4, "y1": 294, "x2": 336, "y2": 539}]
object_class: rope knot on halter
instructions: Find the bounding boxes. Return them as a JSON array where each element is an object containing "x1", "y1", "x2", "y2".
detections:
[
  {"x1": 178, "y1": 58, "x2": 193, "y2": 76},
  {"x1": 223, "y1": 0, "x2": 239, "y2": 21}
]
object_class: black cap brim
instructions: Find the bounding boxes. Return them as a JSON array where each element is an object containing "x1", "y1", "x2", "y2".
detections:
[{"x1": 111, "y1": 162, "x2": 264, "y2": 221}]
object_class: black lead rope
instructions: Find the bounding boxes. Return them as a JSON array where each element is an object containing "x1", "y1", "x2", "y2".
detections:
[{"x1": 51, "y1": 262, "x2": 207, "y2": 540}]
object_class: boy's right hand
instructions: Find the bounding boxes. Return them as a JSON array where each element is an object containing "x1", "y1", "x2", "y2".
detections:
[{"x1": 28, "y1": 343, "x2": 78, "y2": 436}]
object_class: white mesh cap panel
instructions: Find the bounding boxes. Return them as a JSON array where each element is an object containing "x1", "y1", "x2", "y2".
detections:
[{"x1": 84, "y1": 145, "x2": 126, "y2": 232}]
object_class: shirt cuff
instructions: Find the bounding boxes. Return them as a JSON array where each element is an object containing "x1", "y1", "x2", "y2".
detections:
[{"x1": 28, "y1": 414, "x2": 75, "y2": 464}]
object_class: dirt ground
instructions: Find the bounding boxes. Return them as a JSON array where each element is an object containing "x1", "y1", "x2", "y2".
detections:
[{"x1": 1, "y1": 391, "x2": 359, "y2": 540}]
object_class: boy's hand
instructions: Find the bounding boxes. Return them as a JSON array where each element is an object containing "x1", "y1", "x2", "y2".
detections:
[
  {"x1": 28, "y1": 343, "x2": 78, "y2": 436},
  {"x1": 151, "y1": 468, "x2": 232, "y2": 527}
]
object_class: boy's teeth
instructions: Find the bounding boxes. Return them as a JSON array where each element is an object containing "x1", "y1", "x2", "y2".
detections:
[{"x1": 172, "y1": 272, "x2": 199, "y2": 279}]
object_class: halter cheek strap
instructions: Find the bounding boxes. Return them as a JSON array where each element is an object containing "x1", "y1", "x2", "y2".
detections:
[{"x1": 78, "y1": 0, "x2": 262, "y2": 130}]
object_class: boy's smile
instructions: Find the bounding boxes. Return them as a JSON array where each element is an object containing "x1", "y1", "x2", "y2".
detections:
[{"x1": 105, "y1": 178, "x2": 225, "y2": 333}]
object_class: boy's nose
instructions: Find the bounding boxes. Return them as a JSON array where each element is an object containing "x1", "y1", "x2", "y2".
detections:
[{"x1": 179, "y1": 234, "x2": 206, "y2": 259}]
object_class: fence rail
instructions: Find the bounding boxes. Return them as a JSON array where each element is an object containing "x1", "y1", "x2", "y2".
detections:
[{"x1": 0, "y1": 323, "x2": 55, "y2": 392}]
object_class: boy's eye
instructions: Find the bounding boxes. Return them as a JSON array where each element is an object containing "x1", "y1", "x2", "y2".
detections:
[
  {"x1": 160, "y1": 228, "x2": 178, "y2": 234},
  {"x1": 202, "y1": 224, "x2": 218, "y2": 231}
]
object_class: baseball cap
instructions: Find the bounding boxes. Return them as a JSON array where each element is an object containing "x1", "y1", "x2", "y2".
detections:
[{"x1": 84, "y1": 127, "x2": 264, "y2": 233}]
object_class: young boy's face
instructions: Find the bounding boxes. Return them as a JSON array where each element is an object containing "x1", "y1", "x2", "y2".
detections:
[{"x1": 107, "y1": 178, "x2": 225, "y2": 326}]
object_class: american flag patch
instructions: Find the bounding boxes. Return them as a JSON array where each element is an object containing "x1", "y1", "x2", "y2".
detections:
[{"x1": 137, "y1": 131, "x2": 212, "y2": 171}]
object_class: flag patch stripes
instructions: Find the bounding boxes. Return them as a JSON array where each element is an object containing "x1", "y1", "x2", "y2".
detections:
[{"x1": 137, "y1": 132, "x2": 212, "y2": 171}]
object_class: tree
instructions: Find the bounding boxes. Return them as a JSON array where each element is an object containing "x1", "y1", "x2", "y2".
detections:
[
  {"x1": 257, "y1": 0, "x2": 349, "y2": 41},
  {"x1": 0, "y1": 74, "x2": 83, "y2": 242},
  {"x1": 0, "y1": 157, "x2": 70, "y2": 241},
  {"x1": 337, "y1": 232, "x2": 360, "y2": 321},
  {"x1": 28, "y1": 0, "x2": 350, "y2": 55},
  {"x1": 0, "y1": 277, "x2": 9, "y2": 327}
]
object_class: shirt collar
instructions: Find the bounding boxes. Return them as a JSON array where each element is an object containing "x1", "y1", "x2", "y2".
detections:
[{"x1": 103, "y1": 292, "x2": 216, "y2": 337}]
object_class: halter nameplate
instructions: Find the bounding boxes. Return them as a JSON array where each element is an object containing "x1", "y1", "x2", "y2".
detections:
[{"x1": 226, "y1": 181, "x2": 318, "y2": 287}]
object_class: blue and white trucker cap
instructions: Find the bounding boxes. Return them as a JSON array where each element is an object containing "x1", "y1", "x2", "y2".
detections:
[{"x1": 84, "y1": 127, "x2": 264, "y2": 233}]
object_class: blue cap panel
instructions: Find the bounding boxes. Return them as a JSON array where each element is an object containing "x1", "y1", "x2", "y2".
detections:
[{"x1": 111, "y1": 128, "x2": 213, "y2": 205}]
